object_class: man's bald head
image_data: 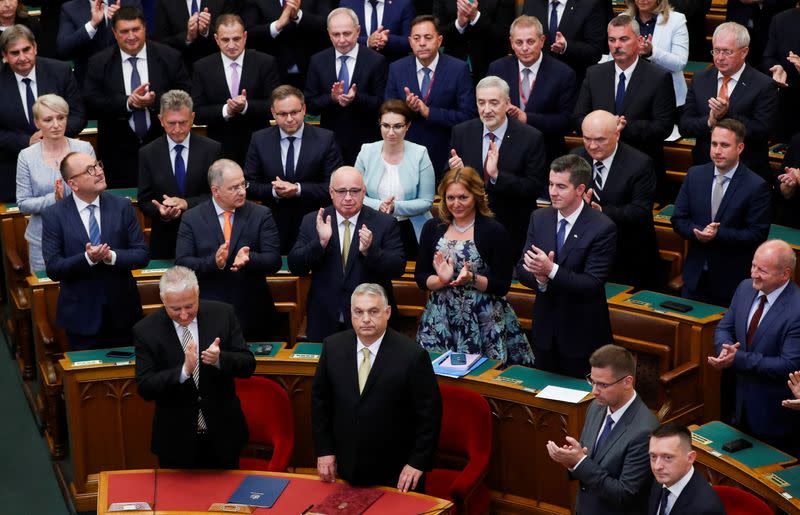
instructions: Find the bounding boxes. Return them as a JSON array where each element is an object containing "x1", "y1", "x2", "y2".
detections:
[
  {"x1": 751, "y1": 240, "x2": 795, "y2": 294},
  {"x1": 582, "y1": 110, "x2": 620, "y2": 162},
  {"x1": 330, "y1": 166, "x2": 366, "y2": 218}
]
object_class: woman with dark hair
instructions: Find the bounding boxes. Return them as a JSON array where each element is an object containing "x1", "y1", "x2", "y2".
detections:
[{"x1": 0, "y1": 0, "x2": 41, "y2": 39}]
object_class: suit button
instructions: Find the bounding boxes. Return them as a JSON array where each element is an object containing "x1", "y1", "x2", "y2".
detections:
[{"x1": 197, "y1": 396, "x2": 202, "y2": 402}]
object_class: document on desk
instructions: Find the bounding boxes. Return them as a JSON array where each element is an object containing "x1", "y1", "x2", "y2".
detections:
[
  {"x1": 227, "y1": 475, "x2": 289, "y2": 508},
  {"x1": 536, "y1": 385, "x2": 590, "y2": 404}
]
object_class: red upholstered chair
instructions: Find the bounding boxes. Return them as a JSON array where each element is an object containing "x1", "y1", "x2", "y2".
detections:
[
  {"x1": 235, "y1": 377, "x2": 294, "y2": 471},
  {"x1": 712, "y1": 485, "x2": 771, "y2": 515},
  {"x1": 425, "y1": 384, "x2": 492, "y2": 515}
]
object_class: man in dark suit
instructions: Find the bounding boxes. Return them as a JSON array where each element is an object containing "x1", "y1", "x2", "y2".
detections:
[
  {"x1": 487, "y1": 14, "x2": 577, "y2": 165},
  {"x1": 288, "y1": 166, "x2": 406, "y2": 341},
  {"x1": 671, "y1": 119, "x2": 771, "y2": 306},
  {"x1": 42, "y1": 151, "x2": 149, "y2": 350},
  {"x1": 679, "y1": 22, "x2": 778, "y2": 182},
  {"x1": 176, "y1": 159, "x2": 282, "y2": 341},
  {"x1": 245, "y1": 85, "x2": 342, "y2": 253},
  {"x1": 192, "y1": 13, "x2": 279, "y2": 164},
  {"x1": 710, "y1": 240, "x2": 800, "y2": 456},
  {"x1": 574, "y1": 15, "x2": 676, "y2": 198},
  {"x1": 647, "y1": 424, "x2": 725, "y2": 515},
  {"x1": 726, "y1": 0, "x2": 795, "y2": 68},
  {"x1": 385, "y1": 15, "x2": 476, "y2": 176},
  {"x1": 312, "y1": 282, "x2": 441, "y2": 490},
  {"x1": 521, "y1": 0, "x2": 606, "y2": 81},
  {"x1": 153, "y1": 0, "x2": 227, "y2": 67},
  {"x1": 304, "y1": 7, "x2": 387, "y2": 165},
  {"x1": 0, "y1": 25, "x2": 86, "y2": 203},
  {"x1": 571, "y1": 109, "x2": 659, "y2": 289},
  {"x1": 84, "y1": 6, "x2": 192, "y2": 188},
  {"x1": 516, "y1": 154, "x2": 616, "y2": 378},
  {"x1": 448, "y1": 75, "x2": 548, "y2": 254},
  {"x1": 135, "y1": 265, "x2": 255, "y2": 469},
  {"x1": 547, "y1": 344, "x2": 658, "y2": 514},
  {"x1": 763, "y1": 6, "x2": 800, "y2": 139},
  {"x1": 340, "y1": 0, "x2": 413, "y2": 62},
  {"x1": 138, "y1": 90, "x2": 220, "y2": 259},
  {"x1": 57, "y1": 0, "x2": 143, "y2": 84}
]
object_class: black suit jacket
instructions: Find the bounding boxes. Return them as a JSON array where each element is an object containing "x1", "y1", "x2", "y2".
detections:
[
  {"x1": 647, "y1": 469, "x2": 725, "y2": 515},
  {"x1": 137, "y1": 133, "x2": 221, "y2": 258},
  {"x1": 134, "y1": 300, "x2": 256, "y2": 466},
  {"x1": 763, "y1": 8, "x2": 800, "y2": 137},
  {"x1": 304, "y1": 45, "x2": 387, "y2": 165},
  {"x1": 311, "y1": 328, "x2": 442, "y2": 487},
  {"x1": 192, "y1": 50, "x2": 280, "y2": 164},
  {"x1": 84, "y1": 40, "x2": 192, "y2": 188},
  {"x1": 153, "y1": 0, "x2": 228, "y2": 67},
  {"x1": 288, "y1": 205, "x2": 406, "y2": 341},
  {"x1": 175, "y1": 199, "x2": 282, "y2": 340}
]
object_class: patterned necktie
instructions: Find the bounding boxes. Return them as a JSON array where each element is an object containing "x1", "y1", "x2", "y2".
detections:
[
  {"x1": 358, "y1": 347, "x2": 371, "y2": 394},
  {"x1": 483, "y1": 132, "x2": 496, "y2": 182},
  {"x1": 180, "y1": 326, "x2": 207, "y2": 431},
  {"x1": 615, "y1": 72, "x2": 626, "y2": 114},
  {"x1": 548, "y1": 0, "x2": 559, "y2": 42},
  {"x1": 21, "y1": 77, "x2": 36, "y2": 130},
  {"x1": 520, "y1": 68, "x2": 532, "y2": 109},
  {"x1": 420, "y1": 67, "x2": 432, "y2": 98},
  {"x1": 658, "y1": 487, "x2": 670, "y2": 515},
  {"x1": 174, "y1": 144, "x2": 186, "y2": 196},
  {"x1": 369, "y1": 0, "x2": 379, "y2": 35},
  {"x1": 555, "y1": 218, "x2": 567, "y2": 256},
  {"x1": 223, "y1": 210, "x2": 233, "y2": 242},
  {"x1": 229, "y1": 62, "x2": 240, "y2": 98},
  {"x1": 285, "y1": 136, "x2": 296, "y2": 178},
  {"x1": 87, "y1": 204, "x2": 101, "y2": 245},
  {"x1": 342, "y1": 220, "x2": 351, "y2": 271},
  {"x1": 593, "y1": 161, "x2": 605, "y2": 202},
  {"x1": 746, "y1": 295, "x2": 767, "y2": 348},
  {"x1": 710, "y1": 174, "x2": 728, "y2": 221},
  {"x1": 719, "y1": 76, "x2": 731, "y2": 100},
  {"x1": 128, "y1": 57, "x2": 148, "y2": 140},
  {"x1": 593, "y1": 414, "x2": 615, "y2": 457}
]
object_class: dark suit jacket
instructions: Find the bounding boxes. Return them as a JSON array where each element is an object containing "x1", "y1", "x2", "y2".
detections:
[
  {"x1": 385, "y1": 53, "x2": 477, "y2": 174},
  {"x1": 137, "y1": 133, "x2": 220, "y2": 258},
  {"x1": 175, "y1": 199, "x2": 282, "y2": 340},
  {"x1": 0, "y1": 57, "x2": 87, "y2": 202},
  {"x1": 449, "y1": 117, "x2": 548, "y2": 253},
  {"x1": 516, "y1": 204, "x2": 617, "y2": 361},
  {"x1": 763, "y1": 8, "x2": 800, "y2": 137},
  {"x1": 288, "y1": 205, "x2": 406, "y2": 341},
  {"x1": 84, "y1": 40, "x2": 192, "y2": 188},
  {"x1": 134, "y1": 300, "x2": 256, "y2": 466},
  {"x1": 571, "y1": 142, "x2": 659, "y2": 289},
  {"x1": 153, "y1": 0, "x2": 228, "y2": 67},
  {"x1": 647, "y1": 468, "x2": 725, "y2": 515},
  {"x1": 41, "y1": 192, "x2": 149, "y2": 336},
  {"x1": 304, "y1": 45, "x2": 387, "y2": 165},
  {"x1": 572, "y1": 395, "x2": 659, "y2": 514},
  {"x1": 340, "y1": 0, "x2": 414, "y2": 62},
  {"x1": 487, "y1": 54, "x2": 577, "y2": 163},
  {"x1": 191, "y1": 50, "x2": 280, "y2": 164},
  {"x1": 679, "y1": 65, "x2": 778, "y2": 179},
  {"x1": 671, "y1": 162, "x2": 771, "y2": 305},
  {"x1": 311, "y1": 327, "x2": 442, "y2": 486},
  {"x1": 715, "y1": 279, "x2": 800, "y2": 438},
  {"x1": 57, "y1": 0, "x2": 143, "y2": 84}
]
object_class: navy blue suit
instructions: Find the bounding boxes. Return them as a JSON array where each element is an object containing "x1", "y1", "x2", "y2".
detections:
[
  {"x1": 385, "y1": 54, "x2": 476, "y2": 175},
  {"x1": 671, "y1": 162, "x2": 771, "y2": 306},
  {"x1": 647, "y1": 469, "x2": 725, "y2": 515},
  {"x1": 340, "y1": 0, "x2": 414, "y2": 62},
  {"x1": 288, "y1": 205, "x2": 406, "y2": 341}
]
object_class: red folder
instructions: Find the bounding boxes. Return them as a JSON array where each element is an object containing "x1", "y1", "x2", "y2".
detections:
[{"x1": 310, "y1": 485, "x2": 384, "y2": 515}]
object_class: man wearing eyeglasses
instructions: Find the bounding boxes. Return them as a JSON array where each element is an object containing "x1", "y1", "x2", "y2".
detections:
[
  {"x1": 41, "y1": 151, "x2": 149, "y2": 350},
  {"x1": 245, "y1": 85, "x2": 342, "y2": 254},
  {"x1": 176, "y1": 158, "x2": 282, "y2": 341},
  {"x1": 546, "y1": 344, "x2": 658, "y2": 514}
]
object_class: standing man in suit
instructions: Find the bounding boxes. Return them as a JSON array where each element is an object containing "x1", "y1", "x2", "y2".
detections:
[
  {"x1": 647, "y1": 423, "x2": 725, "y2": 515},
  {"x1": 671, "y1": 119, "x2": 771, "y2": 306},
  {"x1": 84, "y1": 6, "x2": 192, "y2": 188},
  {"x1": 153, "y1": 0, "x2": 227, "y2": 67},
  {"x1": 135, "y1": 265, "x2": 256, "y2": 469},
  {"x1": 288, "y1": 166, "x2": 406, "y2": 341},
  {"x1": 245, "y1": 85, "x2": 343, "y2": 253},
  {"x1": 176, "y1": 159, "x2": 281, "y2": 341},
  {"x1": 0, "y1": 25, "x2": 86, "y2": 203},
  {"x1": 487, "y1": 15, "x2": 577, "y2": 165},
  {"x1": 448, "y1": 75, "x2": 548, "y2": 254},
  {"x1": 726, "y1": 0, "x2": 795, "y2": 68},
  {"x1": 516, "y1": 154, "x2": 616, "y2": 378},
  {"x1": 304, "y1": 7, "x2": 387, "y2": 165},
  {"x1": 385, "y1": 15, "x2": 476, "y2": 176},
  {"x1": 679, "y1": 22, "x2": 778, "y2": 182},
  {"x1": 763, "y1": 5, "x2": 800, "y2": 140},
  {"x1": 312, "y1": 283, "x2": 441, "y2": 490},
  {"x1": 547, "y1": 344, "x2": 658, "y2": 514},
  {"x1": 571, "y1": 110, "x2": 659, "y2": 289},
  {"x1": 340, "y1": 0, "x2": 413, "y2": 62},
  {"x1": 192, "y1": 13, "x2": 279, "y2": 164},
  {"x1": 42, "y1": 151, "x2": 149, "y2": 350},
  {"x1": 710, "y1": 239, "x2": 800, "y2": 456},
  {"x1": 138, "y1": 90, "x2": 220, "y2": 259}
]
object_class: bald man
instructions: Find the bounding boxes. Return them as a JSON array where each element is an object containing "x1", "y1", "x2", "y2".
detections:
[
  {"x1": 711, "y1": 239, "x2": 800, "y2": 456},
  {"x1": 571, "y1": 110, "x2": 659, "y2": 289}
]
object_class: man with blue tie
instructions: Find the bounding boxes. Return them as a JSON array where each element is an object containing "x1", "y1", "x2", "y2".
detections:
[{"x1": 339, "y1": 0, "x2": 414, "y2": 62}]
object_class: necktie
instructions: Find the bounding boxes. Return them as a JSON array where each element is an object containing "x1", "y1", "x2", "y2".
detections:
[
  {"x1": 369, "y1": 0, "x2": 379, "y2": 36},
  {"x1": 191, "y1": 0, "x2": 199, "y2": 14},
  {"x1": 342, "y1": 220, "x2": 351, "y2": 271},
  {"x1": 229, "y1": 62, "x2": 240, "y2": 98},
  {"x1": 658, "y1": 487, "x2": 670, "y2": 515},
  {"x1": 719, "y1": 76, "x2": 731, "y2": 100},
  {"x1": 593, "y1": 414, "x2": 615, "y2": 457},
  {"x1": 483, "y1": 132, "x2": 496, "y2": 182},
  {"x1": 87, "y1": 204, "x2": 101, "y2": 245},
  {"x1": 358, "y1": 347, "x2": 372, "y2": 394},
  {"x1": 746, "y1": 295, "x2": 767, "y2": 348},
  {"x1": 548, "y1": 0, "x2": 559, "y2": 43},
  {"x1": 180, "y1": 326, "x2": 207, "y2": 431},
  {"x1": 337, "y1": 55, "x2": 350, "y2": 94},
  {"x1": 520, "y1": 68, "x2": 532, "y2": 108},
  {"x1": 421, "y1": 67, "x2": 432, "y2": 99},
  {"x1": 285, "y1": 136, "x2": 296, "y2": 178},
  {"x1": 593, "y1": 161, "x2": 604, "y2": 202},
  {"x1": 555, "y1": 218, "x2": 567, "y2": 256},
  {"x1": 21, "y1": 78, "x2": 35, "y2": 130},
  {"x1": 128, "y1": 57, "x2": 148, "y2": 140},
  {"x1": 615, "y1": 72, "x2": 626, "y2": 114},
  {"x1": 223, "y1": 210, "x2": 233, "y2": 242},
  {"x1": 710, "y1": 174, "x2": 728, "y2": 221},
  {"x1": 174, "y1": 144, "x2": 186, "y2": 196}
]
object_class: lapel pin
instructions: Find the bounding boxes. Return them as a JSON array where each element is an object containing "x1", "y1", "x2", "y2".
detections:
[{"x1": 573, "y1": 234, "x2": 578, "y2": 238}]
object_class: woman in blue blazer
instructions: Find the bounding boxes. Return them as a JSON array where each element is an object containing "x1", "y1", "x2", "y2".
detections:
[{"x1": 355, "y1": 99, "x2": 435, "y2": 258}]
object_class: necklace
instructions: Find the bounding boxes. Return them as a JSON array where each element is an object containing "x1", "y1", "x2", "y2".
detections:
[{"x1": 451, "y1": 218, "x2": 475, "y2": 233}]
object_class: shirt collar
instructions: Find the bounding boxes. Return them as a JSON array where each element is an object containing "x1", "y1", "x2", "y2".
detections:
[
  {"x1": 483, "y1": 117, "x2": 509, "y2": 141},
  {"x1": 73, "y1": 193, "x2": 100, "y2": 212},
  {"x1": 606, "y1": 390, "x2": 637, "y2": 422},
  {"x1": 557, "y1": 197, "x2": 585, "y2": 226},
  {"x1": 714, "y1": 163, "x2": 738, "y2": 179},
  {"x1": 416, "y1": 53, "x2": 440, "y2": 74},
  {"x1": 615, "y1": 57, "x2": 639, "y2": 80},
  {"x1": 598, "y1": 144, "x2": 619, "y2": 172},
  {"x1": 14, "y1": 66, "x2": 36, "y2": 82},
  {"x1": 120, "y1": 43, "x2": 147, "y2": 62},
  {"x1": 336, "y1": 210, "x2": 360, "y2": 227},
  {"x1": 335, "y1": 44, "x2": 359, "y2": 61},
  {"x1": 357, "y1": 330, "x2": 386, "y2": 356},
  {"x1": 221, "y1": 51, "x2": 245, "y2": 68},
  {"x1": 760, "y1": 280, "x2": 790, "y2": 307},
  {"x1": 212, "y1": 197, "x2": 233, "y2": 216},
  {"x1": 718, "y1": 63, "x2": 746, "y2": 83},
  {"x1": 518, "y1": 52, "x2": 543, "y2": 76},
  {"x1": 172, "y1": 317, "x2": 198, "y2": 335},
  {"x1": 167, "y1": 134, "x2": 190, "y2": 152},
  {"x1": 664, "y1": 466, "x2": 695, "y2": 500},
  {"x1": 279, "y1": 124, "x2": 304, "y2": 140}
]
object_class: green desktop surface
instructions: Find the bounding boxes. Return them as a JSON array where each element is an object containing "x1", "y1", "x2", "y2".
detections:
[
  {"x1": 767, "y1": 465, "x2": 800, "y2": 500},
  {"x1": 108, "y1": 188, "x2": 138, "y2": 201},
  {"x1": 685, "y1": 61, "x2": 711, "y2": 74},
  {"x1": 427, "y1": 351, "x2": 497, "y2": 377},
  {"x1": 291, "y1": 342, "x2": 322, "y2": 357},
  {"x1": 622, "y1": 290, "x2": 726, "y2": 319},
  {"x1": 769, "y1": 224, "x2": 800, "y2": 247},
  {"x1": 495, "y1": 366, "x2": 592, "y2": 393},
  {"x1": 144, "y1": 259, "x2": 174, "y2": 271},
  {"x1": 248, "y1": 342, "x2": 283, "y2": 358},
  {"x1": 66, "y1": 346, "x2": 135, "y2": 365},
  {"x1": 1, "y1": 202, "x2": 19, "y2": 210},
  {"x1": 281, "y1": 255, "x2": 288, "y2": 272},
  {"x1": 605, "y1": 283, "x2": 630, "y2": 299},
  {"x1": 693, "y1": 421, "x2": 795, "y2": 469},
  {"x1": 654, "y1": 204, "x2": 674, "y2": 222}
]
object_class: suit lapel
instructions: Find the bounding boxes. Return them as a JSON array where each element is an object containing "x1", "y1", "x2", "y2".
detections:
[
  {"x1": 752, "y1": 286, "x2": 791, "y2": 349},
  {"x1": 736, "y1": 287, "x2": 758, "y2": 343},
  {"x1": 343, "y1": 208, "x2": 364, "y2": 277},
  {"x1": 497, "y1": 119, "x2": 515, "y2": 174},
  {"x1": 202, "y1": 200, "x2": 226, "y2": 246},
  {"x1": 2, "y1": 68, "x2": 28, "y2": 127},
  {"x1": 464, "y1": 122, "x2": 483, "y2": 171},
  {"x1": 508, "y1": 58, "x2": 522, "y2": 108},
  {"x1": 560, "y1": 0, "x2": 577, "y2": 30},
  {"x1": 359, "y1": 330, "x2": 393, "y2": 398},
  {"x1": 185, "y1": 136, "x2": 205, "y2": 194},
  {"x1": 160, "y1": 138, "x2": 179, "y2": 194},
  {"x1": 584, "y1": 404, "x2": 605, "y2": 450},
  {"x1": 294, "y1": 125, "x2": 311, "y2": 176},
  {"x1": 621, "y1": 63, "x2": 645, "y2": 113},
  {"x1": 556, "y1": 204, "x2": 589, "y2": 264},
  {"x1": 65, "y1": 194, "x2": 91, "y2": 243},
  {"x1": 727, "y1": 66, "x2": 751, "y2": 112},
  {"x1": 713, "y1": 166, "x2": 743, "y2": 221},
  {"x1": 98, "y1": 193, "x2": 113, "y2": 245},
  {"x1": 229, "y1": 202, "x2": 247, "y2": 252},
  {"x1": 593, "y1": 398, "x2": 639, "y2": 462}
]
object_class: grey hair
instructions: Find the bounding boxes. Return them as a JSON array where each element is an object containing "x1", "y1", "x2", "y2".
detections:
[
  {"x1": 509, "y1": 15, "x2": 543, "y2": 38},
  {"x1": 160, "y1": 89, "x2": 193, "y2": 115},
  {"x1": 327, "y1": 7, "x2": 359, "y2": 27},
  {"x1": 33, "y1": 94, "x2": 69, "y2": 119},
  {"x1": 609, "y1": 14, "x2": 640, "y2": 36},
  {"x1": 0, "y1": 24, "x2": 35, "y2": 52},
  {"x1": 159, "y1": 266, "x2": 199, "y2": 296},
  {"x1": 207, "y1": 158, "x2": 241, "y2": 187},
  {"x1": 476, "y1": 76, "x2": 510, "y2": 98},
  {"x1": 351, "y1": 283, "x2": 388, "y2": 307},
  {"x1": 713, "y1": 22, "x2": 750, "y2": 48}
]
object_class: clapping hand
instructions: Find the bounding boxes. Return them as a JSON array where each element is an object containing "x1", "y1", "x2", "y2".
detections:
[
  {"x1": 316, "y1": 208, "x2": 333, "y2": 248},
  {"x1": 231, "y1": 246, "x2": 250, "y2": 271},
  {"x1": 85, "y1": 242, "x2": 111, "y2": 264},
  {"x1": 200, "y1": 338, "x2": 220, "y2": 365},
  {"x1": 707, "y1": 342, "x2": 739, "y2": 370},
  {"x1": 448, "y1": 149, "x2": 464, "y2": 170},
  {"x1": 227, "y1": 88, "x2": 247, "y2": 115},
  {"x1": 783, "y1": 371, "x2": 800, "y2": 410},
  {"x1": 522, "y1": 243, "x2": 555, "y2": 283},
  {"x1": 693, "y1": 222, "x2": 719, "y2": 243},
  {"x1": 433, "y1": 250, "x2": 454, "y2": 284},
  {"x1": 449, "y1": 261, "x2": 473, "y2": 286},
  {"x1": 379, "y1": 196, "x2": 395, "y2": 214},
  {"x1": 358, "y1": 224, "x2": 373, "y2": 254}
]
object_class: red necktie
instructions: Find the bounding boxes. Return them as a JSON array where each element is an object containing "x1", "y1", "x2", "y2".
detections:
[{"x1": 746, "y1": 295, "x2": 767, "y2": 348}]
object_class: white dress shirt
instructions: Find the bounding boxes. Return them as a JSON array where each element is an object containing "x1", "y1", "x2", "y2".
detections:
[
  {"x1": 363, "y1": 0, "x2": 385, "y2": 35},
  {"x1": 356, "y1": 331, "x2": 385, "y2": 369},
  {"x1": 121, "y1": 45, "x2": 152, "y2": 133},
  {"x1": 658, "y1": 466, "x2": 695, "y2": 514},
  {"x1": 335, "y1": 45, "x2": 359, "y2": 84},
  {"x1": 573, "y1": 391, "x2": 639, "y2": 471},
  {"x1": 717, "y1": 63, "x2": 745, "y2": 97},
  {"x1": 73, "y1": 194, "x2": 117, "y2": 266},
  {"x1": 167, "y1": 133, "x2": 191, "y2": 176},
  {"x1": 614, "y1": 58, "x2": 639, "y2": 94}
]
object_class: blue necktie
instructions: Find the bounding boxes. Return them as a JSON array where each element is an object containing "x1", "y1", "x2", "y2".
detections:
[
  {"x1": 369, "y1": 0, "x2": 379, "y2": 35},
  {"x1": 615, "y1": 72, "x2": 626, "y2": 115},
  {"x1": 285, "y1": 136, "x2": 296, "y2": 179},
  {"x1": 555, "y1": 218, "x2": 567, "y2": 256},
  {"x1": 128, "y1": 57, "x2": 148, "y2": 140},
  {"x1": 593, "y1": 414, "x2": 615, "y2": 457},
  {"x1": 191, "y1": 0, "x2": 199, "y2": 14},
  {"x1": 548, "y1": 0, "x2": 559, "y2": 43},
  {"x1": 421, "y1": 67, "x2": 432, "y2": 98},
  {"x1": 87, "y1": 204, "x2": 101, "y2": 246},
  {"x1": 174, "y1": 144, "x2": 186, "y2": 196},
  {"x1": 337, "y1": 55, "x2": 350, "y2": 94},
  {"x1": 21, "y1": 78, "x2": 36, "y2": 131},
  {"x1": 658, "y1": 487, "x2": 670, "y2": 515}
]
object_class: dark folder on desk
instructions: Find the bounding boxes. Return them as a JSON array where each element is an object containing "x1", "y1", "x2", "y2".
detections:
[
  {"x1": 227, "y1": 475, "x2": 289, "y2": 508},
  {"x1": 311, "y1": 485, "x2": 383, "y2": 514}
]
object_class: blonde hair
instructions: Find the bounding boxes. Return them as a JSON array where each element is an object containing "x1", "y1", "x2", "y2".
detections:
[
  {"x1": 32, "y1": 94, "x2": 69, "y2": 120},
  {"x1": 623, "y1": 0, "x2": 671, "y2": 24}
]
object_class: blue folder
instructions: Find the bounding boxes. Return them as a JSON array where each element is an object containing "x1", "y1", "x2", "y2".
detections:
[{"x1": 227, "y1": 475, "x2": 289, "y2": 508}]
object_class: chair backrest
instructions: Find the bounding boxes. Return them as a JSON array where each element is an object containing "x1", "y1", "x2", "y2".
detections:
[
  {"x1": 712, "y1": 485, "x2": 771, "y2": 515},
  {"x1": 437, "y1": 384, "x2": 492, "y2": 464},
  {"x1": 235, "y1": 376, "x2": 295, "y2": 472}
]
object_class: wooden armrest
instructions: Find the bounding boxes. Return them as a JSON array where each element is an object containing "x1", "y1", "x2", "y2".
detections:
[
  {"x1": 5, "y1": 246, "x2": 25, "y2": 273},
  {"x1": 36, "y1": 316, "x2": 55, "y2": 346},
  {"x1": 660, "y1": 361, "x2": 698, "y2": 384}
]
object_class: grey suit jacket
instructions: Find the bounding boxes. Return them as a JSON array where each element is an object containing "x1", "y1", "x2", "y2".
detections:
[{"x1": 571, "y1": 394, "x2": 658, "y2": 514}]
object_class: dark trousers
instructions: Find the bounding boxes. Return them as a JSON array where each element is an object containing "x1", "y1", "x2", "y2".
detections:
[
  {"x1": 158, "y1": 432, "x2": 241, "y2": 470},
  {"x1": 534, "y1": 347, "x2": 590, "y2": 379}
]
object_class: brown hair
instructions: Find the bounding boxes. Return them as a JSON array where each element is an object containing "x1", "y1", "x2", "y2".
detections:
[
  {"x1": 436, "y1": 167, "x2": 493, "y2": 224},
  {"x1": 714, "y1": 118, "x2": 747, "y2": 143},
  {"x1": 589, "y1": 344, "x2": 637, "y2": 379},
  {"x1": 378, "y1": 99, "x2": 413, "y2": 124},
  {"x1": 271, "y1": 84, "x2": 304, "y2": 106}
]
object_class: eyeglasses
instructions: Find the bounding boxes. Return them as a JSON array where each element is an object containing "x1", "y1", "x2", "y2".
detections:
[
  {"x1": 332, "y1": 187, "x2": 363, "y2": 198},
  {"x1": 445, "y1": 194, "x2": 471, "y2": 203},
  {"x1": 710, "y1": 48, "x2": 738, "y2": 57},
  {"x1": 585, "y1": 374, "x2": 628, "y2": 390},
  {"x1": 274, "y1": 109, "x2": 303, "y2": 119},
  {"x1": 224, "y1": 181, "x2": 249, "y2": 193},
  {"x1": 380, "y1": 122, "x2": 408, "y2": 132},
  {"x1": 69, "y1": 161, "x2": 103, "y2": 180}
]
